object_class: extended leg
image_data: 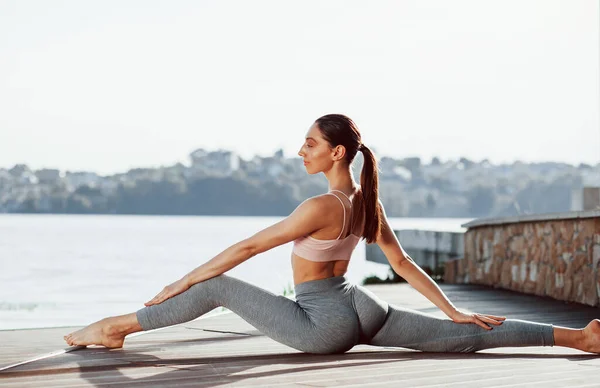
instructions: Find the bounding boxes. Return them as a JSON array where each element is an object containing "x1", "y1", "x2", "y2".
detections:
[
  {"x1": 67, "y1": 275, "x2": 349, "y2": 353},
  {"x1": 368, "y1": 304, "x2": 554, "y2": 353}
]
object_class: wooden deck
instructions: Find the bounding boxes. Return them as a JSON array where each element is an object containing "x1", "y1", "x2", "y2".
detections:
[{"x1": 1, "y1": 283, "x2": 599, "y2": 387}]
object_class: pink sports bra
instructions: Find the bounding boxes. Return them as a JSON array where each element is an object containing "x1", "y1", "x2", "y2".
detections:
[{"x1": 292, "y1": 190, "x2": 362, "y2": 262}]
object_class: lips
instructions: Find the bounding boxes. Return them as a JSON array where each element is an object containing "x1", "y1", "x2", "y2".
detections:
[{"x1": 303, "y1": 161, "x2": 309, "y2": 165}]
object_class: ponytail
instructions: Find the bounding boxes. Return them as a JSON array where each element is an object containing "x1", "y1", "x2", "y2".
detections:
[
  {"x1": 313, "y1": 114, "x2": 381, "y2": 242},
  {"x1": 359, "y1": 145, "x2": 382, "y2": 243}
]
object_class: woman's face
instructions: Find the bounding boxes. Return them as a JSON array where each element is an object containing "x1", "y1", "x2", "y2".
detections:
[{"x1": 298, "y1": 123, "x2": 334, "y2": 175}]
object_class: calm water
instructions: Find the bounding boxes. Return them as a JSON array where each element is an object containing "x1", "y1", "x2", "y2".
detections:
[{"x1": 0, "y1": 214, "x2": 469, "y2": 330}]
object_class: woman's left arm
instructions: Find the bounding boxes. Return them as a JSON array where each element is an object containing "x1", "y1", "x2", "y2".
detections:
[{"x1": 375, "y1": 202, "x2": 505, "y2": 330}]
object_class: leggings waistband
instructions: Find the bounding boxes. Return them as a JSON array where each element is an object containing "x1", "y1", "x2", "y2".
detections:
[{"x1": 294, "y1": 276, "x2": 348, "y2": 295}]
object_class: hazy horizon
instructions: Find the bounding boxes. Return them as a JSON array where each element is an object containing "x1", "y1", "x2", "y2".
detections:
[
  {"x1": 2, "y1": 146, "x2": 599, "y2": 177},
  {"x1": 1, "y1": 0, "x2": 599, "y2": 175}
]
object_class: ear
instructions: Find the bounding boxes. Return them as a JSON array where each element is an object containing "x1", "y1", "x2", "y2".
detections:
[{"x1": 331, "y1": 145, "x2": 347, "y2": 161}]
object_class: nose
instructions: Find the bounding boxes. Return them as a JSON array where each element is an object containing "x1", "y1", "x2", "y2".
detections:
[{"x1": 298, "y1": 146, "x2": 305, "y2": 157}]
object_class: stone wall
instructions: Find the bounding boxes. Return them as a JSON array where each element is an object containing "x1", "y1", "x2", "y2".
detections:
[{"x1": 444, "y1": 211, "x2": 600, "y2": 307}]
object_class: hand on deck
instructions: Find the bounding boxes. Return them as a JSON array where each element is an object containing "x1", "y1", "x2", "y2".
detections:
[
  {"x1": 449, "y1": 309, "x2": 506, "y2": 330},
  {"x1": 145, "y1": 278, "x2": 190, "y2": 306}
]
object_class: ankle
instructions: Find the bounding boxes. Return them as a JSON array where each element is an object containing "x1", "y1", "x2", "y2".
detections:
[
  {"x1": 575, "y1": 328, "x2": 587, "y2": 350},
  {"x1": 553, "y1": 326, "x2": 585, "y2": 349},
  {"x1": 104, "y1": 314, "x2": 142, "y2": 337},
  {"x1": 101, "y1": 318, "x2": 126, "y2": 338}
]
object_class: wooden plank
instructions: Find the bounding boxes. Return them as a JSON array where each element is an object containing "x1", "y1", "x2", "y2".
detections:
[{"x1": 0, "y1": 327, "x2": 82, "y2": 369}]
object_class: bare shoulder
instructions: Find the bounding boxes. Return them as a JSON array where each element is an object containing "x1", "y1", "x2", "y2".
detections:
[
  {"x1": 300, "y1": 193, "x2": 343, "y2": 212},
  {"x1": 288, "y1": 194, "x2": 346, "y2": 231},
  {"x1": 242, "y1": 194, "x2": 334, "y2": 255},
  {"x1": 284, "y1": 194, "x2": 335, "y2": 227}
]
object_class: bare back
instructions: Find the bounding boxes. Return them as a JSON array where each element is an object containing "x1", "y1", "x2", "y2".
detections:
[{"x1": 291, "y1": 188, "x2": 365, "y2": 284}]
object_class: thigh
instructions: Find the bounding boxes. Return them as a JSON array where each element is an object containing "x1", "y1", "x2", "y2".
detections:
[
  {"x1": 351, "y1": 284, "x2": 389, "y2": 343},
  {"x1": 209, "y1": 275, "x2": 358, "y2": 354}
]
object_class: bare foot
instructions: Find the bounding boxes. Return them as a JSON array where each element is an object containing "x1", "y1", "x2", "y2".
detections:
[
  {"x1": 581, "y1": 319, "x2": 600, "y2": 354},
  {"x1": 64, "y1": 318, "x2": 125, "y2": 348}
]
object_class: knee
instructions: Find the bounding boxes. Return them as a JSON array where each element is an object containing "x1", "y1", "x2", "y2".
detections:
[
  {"x1": 187, "y1": 274, "x2": 228, "y2": 301},
  {"x1": 192, "y1": 274, "x2": 228, "y2": 289}
]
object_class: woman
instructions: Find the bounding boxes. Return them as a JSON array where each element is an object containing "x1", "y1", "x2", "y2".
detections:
[{"x1": 65, "y1": 114, "x2": 600, "y2": 354}]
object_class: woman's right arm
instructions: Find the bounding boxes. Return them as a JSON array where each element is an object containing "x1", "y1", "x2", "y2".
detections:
[
  {"x1": 183, "y1": 197, "x2": 332, "y2": 284},
  {"x1": 145, "y1": 197, "x2": 331, "y2": 306}
]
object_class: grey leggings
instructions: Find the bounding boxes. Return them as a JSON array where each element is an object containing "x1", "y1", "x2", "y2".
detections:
[{"x1": 136, "y1": 275, "x2": 554, "y2": 354}]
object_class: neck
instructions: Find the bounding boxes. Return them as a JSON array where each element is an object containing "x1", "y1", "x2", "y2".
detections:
[{"x1": 324, "y1": 166, "x2": 358, "y2": 194}]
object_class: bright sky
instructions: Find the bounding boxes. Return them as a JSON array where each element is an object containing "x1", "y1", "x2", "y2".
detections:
[{"x1": 0, "y1": 0, "x2": 598, "y2": 175}]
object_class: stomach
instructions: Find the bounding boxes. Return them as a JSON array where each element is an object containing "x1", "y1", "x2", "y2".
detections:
[{"x1": 291, "y1": 254, "x2": 350, "y2": 285}]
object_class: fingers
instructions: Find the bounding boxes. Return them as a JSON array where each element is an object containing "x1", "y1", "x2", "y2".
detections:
[
  {"x1": 145, "y1": 295, "x2": 158, "y2": 306},
  {"x1": 145, "y1": 288, "x2": 172, "y2": 306},
  {"x1": 146, "y1": 296, "x2": 163, "y2": 306},
  {"x1": 145, "y1": 292, "x2": 165, "y2": 306},
  {"x1": 476, "y1": 314, "x2": 505, "y2": 326},
  {"x1": 473, "y1": 314, "x2": 505, "y2": 330},
  {"x1": 142, "y1": 283, "x2": 187, "y2": 306},
  {"x1": 453, "y1": 311, "x2": 507, "y2": 330},
  {"x1": 473, "y1": 317, "x2": 492, "y2": 330}
]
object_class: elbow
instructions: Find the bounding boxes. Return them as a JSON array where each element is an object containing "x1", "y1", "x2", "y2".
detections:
[
  {"x1": 239, "y1": 239, "x2": 259, "y2": 259},
  {"x1": 390, "y1": 254, "x2": 413, "y2": 274}
]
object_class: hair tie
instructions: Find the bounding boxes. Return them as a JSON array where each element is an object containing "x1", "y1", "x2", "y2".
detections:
[{"x1": 358, "y1": 143, "x2": 366, "y2": 151}]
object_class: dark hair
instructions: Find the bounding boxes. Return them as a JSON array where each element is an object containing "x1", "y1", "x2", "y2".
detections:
[{"x1": 314, "y1": 114, "x2": 382, "y2": 243}]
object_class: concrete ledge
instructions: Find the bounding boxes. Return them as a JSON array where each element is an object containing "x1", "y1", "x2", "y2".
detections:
[{"x1": 462, "y1": 210, "x2": 600, "y2": 229}]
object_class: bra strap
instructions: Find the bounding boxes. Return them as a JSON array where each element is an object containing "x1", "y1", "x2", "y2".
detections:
[
  {"x1": 329, "y1": 189, "x2": 352, "y2": 205},
  {"x1": 330, "y1": 190, "x2": 353, "y2": 237},
  {"x1": 326, "y1": 192, "x2": 346, "y2": 240}
]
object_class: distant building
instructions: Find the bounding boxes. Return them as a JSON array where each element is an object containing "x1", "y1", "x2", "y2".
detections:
[
  {"x1": 8, "y1": 164, "x2": 38, "y2": 185},
  {"x1": 64, "y1": 172, "x2": 100, "y2": 189},
  {"x1": 393, "y1": 166, "x2": 412, "y2": 181},
  {"x1": 8, "y1": 164, "x2": 30, "y2": 178},
  {"x1": 35, "y1": 169, "x2": 61, "y2": 184},
  {"x1": 189, "y1": 149, "x2": 240, "y2": 176},
  {"x1": 571, "y1": 187, "x2": 600, "y2": 211}
]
